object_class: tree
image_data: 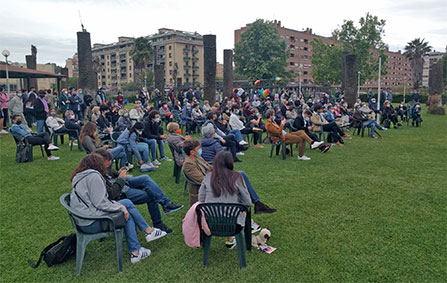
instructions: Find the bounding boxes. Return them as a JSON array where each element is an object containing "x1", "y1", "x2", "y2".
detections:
[
  {"x1": 404, "y1": 38, "x2": 432, "y2": 89},
  {"x1": 311, "y1": 13, "x2": 388, "y2": 86},
  {"x1": 234, "y1": 19, "x2": 292, "y2": 81},
  {"x1": 130, "y1": 37, "x2": 155, "y2": 87}
]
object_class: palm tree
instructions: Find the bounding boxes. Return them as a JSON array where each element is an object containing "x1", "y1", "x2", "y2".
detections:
[
  {"x1": 404, "y1": 38, "x2": 432, "y2": 89},
  {"x1": 130, "y1": 37, "x2": 155, "y2": 87}
]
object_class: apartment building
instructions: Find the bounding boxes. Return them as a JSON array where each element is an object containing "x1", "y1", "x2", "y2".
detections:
[
  {"x1": 422, "y1": 51, "x2": 445, "y2": 87},
  {"x1": 65, "y1": 53, "x2": 79, "y2": 78},
  {"x1": 235, "y1": 20, "x2": 413, "y2": 90},
  {"x1": 90, "y1": 28, "x2": 204, "y2": 90}
]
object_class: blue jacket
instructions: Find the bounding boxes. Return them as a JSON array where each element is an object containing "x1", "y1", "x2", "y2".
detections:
[
  {"x1": 10, "y1": 124, "x2": 32, "y2": 140},
  {"x1": 180, "y1": 107, "x2": 193, "y2": 125},
  {"x1": 200, "y1": 137, "x2": 223, "y2": 163},
  {"x1": 116, "y1": 129, "x2": 143, "y2": 161}
]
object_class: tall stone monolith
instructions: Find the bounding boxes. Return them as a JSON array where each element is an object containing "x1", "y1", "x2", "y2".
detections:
[
  {"x1": 203, "y1": 35, "x2": 216, "y2": 104},
  {"x1": 341, "y1": 52, "x2": 357, "y2": 107}
]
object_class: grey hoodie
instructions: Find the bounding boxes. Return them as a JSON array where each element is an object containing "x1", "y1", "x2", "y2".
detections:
[{"x1": 70, "y1": 169, "x2": 122, "y2": 226}]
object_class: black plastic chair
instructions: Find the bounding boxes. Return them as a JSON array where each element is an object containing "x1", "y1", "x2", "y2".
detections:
[
  {"x1": 11, "y1": 133, "x2": 44, "y2": 161},
  {"x1": 196, "y1": 203, "x2": 251, "y2": 269},
  {"x1": 59, "y1": 193, "x2": 123, "y2": 275}
]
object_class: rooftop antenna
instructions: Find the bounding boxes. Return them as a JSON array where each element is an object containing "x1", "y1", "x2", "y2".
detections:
[{"x1": 78, "y1": 9, "x2": 86, "y2": 32}]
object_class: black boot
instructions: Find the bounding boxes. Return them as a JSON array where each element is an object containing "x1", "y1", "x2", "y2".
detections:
[{"x1": 254, "y1": 201, "x2": 277, "y2": 214}]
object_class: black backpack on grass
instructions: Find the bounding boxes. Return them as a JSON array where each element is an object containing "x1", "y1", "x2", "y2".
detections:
[
  {"x1": 28, "y1": 234, "x2": 76, "y2": 268},
  {"x1": 16, "y1": 138, "x2": 32, "y2": 163}
]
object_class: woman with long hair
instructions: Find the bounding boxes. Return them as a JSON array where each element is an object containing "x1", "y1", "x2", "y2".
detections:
[
  {"x1": 70, "y1": 154, "x2": 166, "y2": 263},
  {"x1": 79, "y1": 122, "x2": 129, "y2": 168},
  {"x1": 198, "y1": 151, "x2": 251, "y2": 248}
]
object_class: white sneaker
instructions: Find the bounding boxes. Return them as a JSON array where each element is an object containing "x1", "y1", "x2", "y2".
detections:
[
  {"x1": 130, "y1": 247, "x2": 151, "y2": 264},
  {"x1": 48, "y1": 156, "x2": 60, "y2": 160},
  {"x1": 145, "y1": 228, "x2": 167, "y2": 242},
  {"x1": 48, "y1": 145, "x2": 59, "y2": 151},
  {"x1": 311, "y1": 141, "x2": 324, "y2": 149},
  {"x1": 236, "y1": 152, "x2": 245, "y2": 156},
  {"x1": 298, "y1": 155, "x2": 311, "y2": 161},
  {"x1": 0, "y1": 130, "x2": 8, "y2": 134},
  {"x1": 152, "y1": 159, "x2": 161, "y2": 166},
  {"x1": 239, "y1": 140, "x2": 248, "y2": 145},
  {"x1": 160, "y1": 156, "x2": 172, "y2": 161},
  {"x1": 71, "y1": 142, "x2": 78, "y2": 146}
]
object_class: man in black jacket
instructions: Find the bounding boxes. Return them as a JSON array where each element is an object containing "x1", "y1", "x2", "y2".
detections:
[
  {"x1": 294, "y1": 110, "x2": 331, "y2": 153},
  {"x1": 95, "y1": 149, "x2": 182, "y2": 234},
  {"x1": 142, "y1": 110, "x2": 172, "y2": 165}
]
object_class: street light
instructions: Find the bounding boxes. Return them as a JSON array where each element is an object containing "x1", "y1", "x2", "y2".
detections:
[
  {"x1": 298, "y1": 64, "x2": 303, "y2": 96},
  {"x1": 357, "y1": 71, "x2": 361, "y2": 98},
  {"x1": 2, "y1": 50, "x2": 10, "y2": 95},
  {"x1": 403, "y1": 76, "x2": 407, "y2": 103}
]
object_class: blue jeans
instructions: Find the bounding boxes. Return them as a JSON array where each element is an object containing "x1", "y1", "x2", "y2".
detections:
[
  {"x1": 229, "y1": 129, "x2": 243, "y2": 142},
  {"x1": 141, "y1": 138, "x2": 157, "y2": 161},
  {"x1": 157, "y1": 139, "x2": 165, "y2": 159},
  {"x1": 36, "y1": 119, "x2": 45, "y2": 134},
  {"x1": 124, "y1": 175, "x2": 171, "y2": 227},
  {"x1": 134, "y1": 142, "x2": 150, "y2": 163},
  {"x1": 109, "y1": 145, "x2": 128, "y2": 167},
  {"x1": 363, "y1": 119, "x2": 383, "y2": 135},
  {"x1": 79, "y1": 199, "x2": 148, "y2": 253},
  {"x1": 239, "y1": 171, "x2": 260, "y2": 203}
]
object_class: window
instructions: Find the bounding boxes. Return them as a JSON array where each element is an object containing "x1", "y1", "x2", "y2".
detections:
[
  {"x1": 169, "y1": 53, "x2": 172, "y2": 58},
  {"x1": 169, "y1": 45, "x2": 172, "y2": 50},
  {"x1": 290, "y1": 62, "x2": 295, "y2": 66},
  {"x1": 290, "y1": 53, "x2": 295, "y2": 57},
  {"x1": 303, "y1": 47, "x2": 308, "y2": 51},
  {"x1": 303, "y1": 71, "x2": 308, "y2": 75},
  {"x1": 290, "y1": 45, "x2": 295, "y2": 49},
  {"x1": 169, "y1": 61, "x2": 172, "y2": 67}
]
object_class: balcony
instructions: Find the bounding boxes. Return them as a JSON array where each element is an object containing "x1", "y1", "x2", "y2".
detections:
[
  {"x1": 184, "y1": 65, "x2": 191, "y2": 70},
  {"x1": 192, "y1": 57, "x2": 199, "y2": 61},
  {"x1": 192, "y1": 47, "x2": 199, "y2": 54},
  {"x1": 192, "y1": 74, "x2": 199, "y2": 78},
  {"x1": 183, "y1": 56, "x2": 191, "y2": 61},
  {"x1": 192, "y1": 65, "x2": 199, "y2": 69},
  {"x1": 184, "y1": 73, "x2": 191, "y2": 78},
  {"x1": 183, "y1": 48, "x2": 191, "y2": 53}
]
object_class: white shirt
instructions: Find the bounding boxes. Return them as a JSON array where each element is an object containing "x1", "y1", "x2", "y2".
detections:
[{"x1": 229, "y1": 113, "x2": 244, "y2": 130}]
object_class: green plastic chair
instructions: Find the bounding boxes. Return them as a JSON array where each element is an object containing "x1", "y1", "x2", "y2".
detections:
[
  {"x1": 268, "y1": 132, "x2": 293, "y2": 159},
  {"x1": 59, "y1": 193, "x2": 124, "y2": 275},
  {"x1": 167, "y1": 141, "x2": 182, "y2": 184},
  {"x1": 183, "y1": 171, "x2": 200, "y2": 195},
  {"x1": 196, "y1": 203, "x2": 252, "y2": 269}
]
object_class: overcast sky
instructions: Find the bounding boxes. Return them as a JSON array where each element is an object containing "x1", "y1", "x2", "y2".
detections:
[{"x1": 0, "y1": 0, "x2": 445, "y2": 66}]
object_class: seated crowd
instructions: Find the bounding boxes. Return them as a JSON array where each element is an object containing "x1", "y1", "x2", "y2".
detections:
[{"x1": 5, "y1": 86, "x2": 425, "y2": 265}]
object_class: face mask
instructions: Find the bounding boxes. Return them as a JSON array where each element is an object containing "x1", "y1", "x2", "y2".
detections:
[
  {"x1": 136, "y1": 130, "x2": 143, "y2": 135},
  {"x1": 197, "y1": 148, "x2": 202, "y2": 157},
  {"x1": 155, "y1": 118, "x2": 161, "y2": 123},
  {"x1": 163, "y1": 105, "x2": 167, "y2": 108},
  {"x1": 17, "y1": 93, "x2": 22, "y2": 97},
  {"x1": 343, "y1": 104, "x2": 347, "y2": 107},
  {"x1": 187, "y1": 107, "x2": 191, "y2": 110},
  {"x1": 50, "y1": 113, "x2": 56, "y2": 116},
  {"x1": 218, "y1": 115, "x2": 222, "y2": 120},
  {"x1": 225, "y1": 110, "x2": 230, "y2": 114},
  {"x1": 16, "y1": 120, "x2": 22, "y2": 125},
  {"x1": 123, "y1": 113, "x2": 129, "y2": 118}
]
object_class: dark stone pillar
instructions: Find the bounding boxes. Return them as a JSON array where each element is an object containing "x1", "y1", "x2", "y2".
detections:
[
  {"x1": 60, "y1": 68, "x2": 68, "y2": 89},
  {"x1": 427, "y1": 58, "x2": 445, "y2": 115},
  {"x1": 77, "y1": 32, "x2": 96, "y2": 92},
  {"x1": 341, "y1": 52, "x2": 357, "y2": 107},
  {"x1": 203, "y1": 35, "x2": 216, "y2": 104},
  {"x1": 25, "y1": 45, "x2": 37, "y2": 89},
  {"x1": 223, "y1": 49, "x2": 233, "y2": 99},
  {"x1": 154, "y1": 64, "x2": 165, "y2": 92}
]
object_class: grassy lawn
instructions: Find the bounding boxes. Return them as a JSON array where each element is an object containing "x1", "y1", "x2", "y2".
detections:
[{"x1": 0, "y1": 106, "x2": 446, "y2": 282}]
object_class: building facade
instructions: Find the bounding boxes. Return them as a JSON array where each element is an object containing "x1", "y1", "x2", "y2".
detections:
[
  {"x1": 422, "y1": 51, "x2": 445, "y2": 87},
  {"x1": 235, "y1": 20, "x2": 413, "y2": 90},
  {"x1": 65, "y1": 53, "x2": 79, "y2": 78},
  {"x1": 90, "y1": 29, "x2": 204, "y2": 90}
]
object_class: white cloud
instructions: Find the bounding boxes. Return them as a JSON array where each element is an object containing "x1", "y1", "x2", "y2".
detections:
[{"x1": 0, "y1": 0, "x2": 445, "y2": 66}]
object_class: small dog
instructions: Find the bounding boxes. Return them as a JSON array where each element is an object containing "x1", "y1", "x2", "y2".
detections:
[{"x1": 252, "y1": 227, "x2": 271, "y2": 248}]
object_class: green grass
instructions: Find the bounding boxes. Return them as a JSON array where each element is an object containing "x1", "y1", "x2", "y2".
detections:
[{"x1": 1, "y1": 107, "x2": 446, "y2": 282}]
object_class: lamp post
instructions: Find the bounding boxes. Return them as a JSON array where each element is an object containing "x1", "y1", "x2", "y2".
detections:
[
  {"x1": 357, "y1": 71, "x2": 361, "y2": 98},
  {"x1": 2, "y1": 50, "x2": 10, "y2": 95},
  {"x1": 377, "y1": 57, "x2": 382, "y2": 122},
  {"x1": 403, "y1": 76, "x2": 407, "y2": 103},
  {"x1": 298, "y1": 64, "x2": 303, "y2": 96}
]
